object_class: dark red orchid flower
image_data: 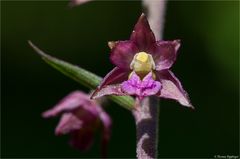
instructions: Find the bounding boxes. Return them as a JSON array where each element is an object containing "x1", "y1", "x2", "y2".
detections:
[
  {"x1": 91, "y1": 13, "x2": 193, "y2": 108},
  {"x1": 42, "y1": 91, "x2": 111, "y2": 155}
]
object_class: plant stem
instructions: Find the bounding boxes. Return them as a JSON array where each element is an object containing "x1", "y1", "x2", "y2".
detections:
[
  {"x1": 142, "y1": 0, "x2": 166, "y2": 40},
  {"x1": 133, "y1": 0, "x2": 166, "y2": 158},
  {"x1": 133, "y1": 97, "x2": 159, "y2": 159}
]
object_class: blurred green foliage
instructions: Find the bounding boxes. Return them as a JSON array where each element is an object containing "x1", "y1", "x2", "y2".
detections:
[{"x1": 2, "y1": 1, "x2": 239, "y2": 158}]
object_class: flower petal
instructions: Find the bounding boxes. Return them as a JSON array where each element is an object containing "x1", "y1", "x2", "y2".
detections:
[
  {"x1": 99, "y1": 111, "x2": 112, "y2": 157},
  {"x1": 121, "y1": 72, "x2": 141, "y2": 95},
  {"x1": 141, "y1": 72, "x2": 162, "y2": 97},
  {"x1": 69, "y1": 0, "x2": 92, "y2": 7},
  {"x1": 92, "y1": 84, "x2": 125, "y2": 99},
  {"x1": 42, "y1": 91, "x2": 92, "y2": 118},
  {"x1": 91, "y1": 67, "x2": 129, "y2": 99},
  {"x1": 121, "y1": 72, "x2": 161, "y2": 98},
  {"x1": 156, "y1": 70, "x2": 193, "y2": 108},
  {"x1": 110, "y1": 41, "x2": 138, "y2": 69},
  {"x1": 153, "y1": 40, "x2": 180, "y2": 70},
  {"x1": 130, "y1": 13, "x2": 156, "y2": 51},
  {"x1": 55, "y1": 113, "x2": 83, "y2": 135},
  {"x1": 42, "y1": 90, "x2": 113, "y2": 153},
  {"x1": 69, "y1": 129, "x2": 94, "y2": 151},
  {"x1": 99, "y1": 111, "x2": 112, "y2": 132}
]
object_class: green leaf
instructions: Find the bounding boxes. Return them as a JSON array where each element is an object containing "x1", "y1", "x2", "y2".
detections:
[{"x1": 28, "y1": 41, "x2": 134, "y2": 110}]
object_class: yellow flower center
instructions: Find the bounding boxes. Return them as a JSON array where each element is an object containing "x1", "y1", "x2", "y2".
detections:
[
  {"x1": 130, "y1": 52, "x2": 156, "y2": 79},
  {"x1": 136, "y1": 52, "x2": 149, "y2": 63}
]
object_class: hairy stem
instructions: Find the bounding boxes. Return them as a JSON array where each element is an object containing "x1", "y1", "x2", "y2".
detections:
[
  {"x1": 133, "y1": 97, "x2": 160, "y2": 159},
  {"x1": 142, "y1": 0, "x2": 166, "y2": 40},
  {"x1": 134, "y1": 0, "x2": 166, "y2": 158}
]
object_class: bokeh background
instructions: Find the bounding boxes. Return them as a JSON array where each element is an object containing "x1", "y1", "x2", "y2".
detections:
[{"x1": 2, "y1": 1, "x2": 239, "y2": 158}]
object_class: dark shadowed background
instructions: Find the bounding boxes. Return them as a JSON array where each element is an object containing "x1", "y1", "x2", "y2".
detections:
[{"x1": 2, "y1": 1, "x2": 239, "y2": 158}]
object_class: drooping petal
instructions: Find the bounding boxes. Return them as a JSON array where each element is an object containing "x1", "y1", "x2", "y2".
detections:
[
  {"x1": 55, "y1": 113, "x2": 83, "y2": 135},
  {"x1": 69, "y1": 106, "x2": 111, "y2": 152},
  {"x1": 69, "y1": 129, "x2": 94, "y2": 151},
  {"x1": 152, "y1": 40, "x2": 180, "y2": 70},
  {"x1": 156, "y1": 70, "x2": 193, "y2": 108},
  {"x1": 42, "y1": 90, "x2": 113, "y2": 154},
  {"x1": 99, "y1": 112, "x2": 111, "y2": 137},
  {"x1": 99, "y1": 111, "x2": 112, "y2": 157},
  {"x1": 130, "y1": 13, "x2": 156, "y2": 51},
  {"x1": 91, "y1": 67, "x2": 129, "y2": 99},
  {"x1": 73, "y1": 105, "x2": 99, "y2": 125},
  {"x1": 42, "y1": 91, "x2": 92, "y2": 118},
  {"x1": 110, "y1": 41, "x2": 138, "y2": 69},
  {"x1": 121, "y1": 72, "x2": 161, "y2": 98}
]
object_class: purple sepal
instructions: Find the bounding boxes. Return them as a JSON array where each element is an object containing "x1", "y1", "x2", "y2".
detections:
[
  {"x1": 42, "y1": 91, "x2": 93, "y2": 118},
  {"x1": 156, "y1": 70, "x2": 193, "y2": 108},
  {"x1": 153, "y1": 40, "x2": 180, "y2": 71},
  {"x1": 91, "y1": 67, "x2": 129, "y2": 99},
  {"x1": 91, "y1": 84, "x2": 126, "y2": 99},
  {"x1": 110, "y1": 41, "x2": 138, "y2": 69},
  {"x1": 130, "y1": 13, "x2": 156, "y2": 51}
]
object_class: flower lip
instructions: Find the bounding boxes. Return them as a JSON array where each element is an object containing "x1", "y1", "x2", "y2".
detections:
[{"x1": 121, "y1": 71, "x2": 161, "y2": 99}]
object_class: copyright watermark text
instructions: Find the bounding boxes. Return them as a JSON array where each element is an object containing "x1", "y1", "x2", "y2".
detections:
[{"x1": 214, "y1": 155, "x2": 239, "y2": 159}]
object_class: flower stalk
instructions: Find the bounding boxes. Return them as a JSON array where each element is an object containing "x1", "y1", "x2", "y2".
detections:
[
  {"x1": 133, "y1": 97, "x2": 159, "y2": 158},
  {"x1": 134, "y1": 1, "x2": 166, "y2": 158}
]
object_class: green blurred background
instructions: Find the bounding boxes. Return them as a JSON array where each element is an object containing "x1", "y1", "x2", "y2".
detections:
[{"x1": 2, "y1": 1, "x2": 239, "y2": 158}]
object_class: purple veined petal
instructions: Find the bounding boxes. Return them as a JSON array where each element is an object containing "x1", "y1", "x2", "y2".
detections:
[
  {"x1": 156, "y1": 70, "x2": 193, "y2": 108},
  {"x1": 121, "y1": 72, "x2": 141, "y2": 96},
  {"x1": 42, "y1": 91, "x2": 92, "y2": 118},
  {"x1": 121, "y1": 72, "x2": 161, "y2": 98},
  {"x1": 152, "y1": 40, "x2": 181, "y2": 70},
  {"x1": 91, "y1": 67, "x2": 129, "y2": 99},
  {"x1": 55, "y1": 113, "x2": 83, "y2": 136},
  {"x1": 130, "y1": 13, "x2": 156, "y2": 51},
  {"x1": 141, "y1": 72, "x2": 162, "y2": 97},
  {"x1": 110, "y1": 41, "x2": 138, "y2": 69},
  {"x1": 69, "y1": 128, "x2": 94, "y2": 151}
]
